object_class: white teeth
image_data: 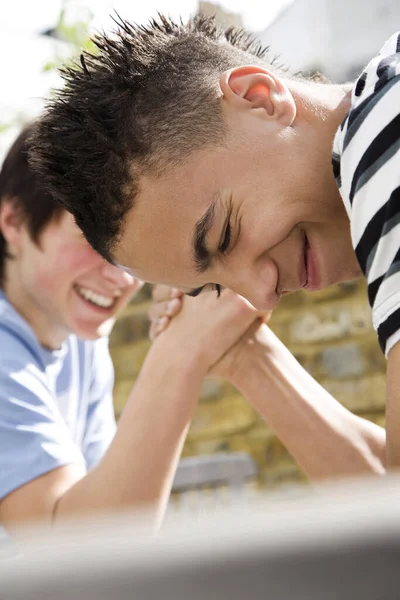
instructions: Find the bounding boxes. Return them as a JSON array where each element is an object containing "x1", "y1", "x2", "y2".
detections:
[{"x1": 77, "y1": 287, "x2": 114, "y2": 308}]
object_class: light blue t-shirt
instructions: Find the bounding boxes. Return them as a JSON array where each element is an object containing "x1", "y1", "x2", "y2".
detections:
[{"x1": 0, "y1": 289, "x2": 116, "y2": 501}]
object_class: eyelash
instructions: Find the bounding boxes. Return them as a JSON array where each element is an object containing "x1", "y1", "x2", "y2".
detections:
[
  {"x1": 211, "y1": 216, "x2": 233, "y2": 297},
  {"x1": 219, "y1": 220, "x2": 231, "y2": 255},
  {"x1": 212, "y1": 284, "x2": 222, "y2": 297}
]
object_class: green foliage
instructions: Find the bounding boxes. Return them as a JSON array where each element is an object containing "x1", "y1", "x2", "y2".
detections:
[
  {"x1": 0, "y1": 1, "x2": 95, "y2": 146},
  {"x1": 43, "y1": 0, "x2": 95, "y2": 73}
]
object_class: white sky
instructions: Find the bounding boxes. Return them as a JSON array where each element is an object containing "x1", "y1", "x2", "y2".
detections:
[
  {"x1": 0, "y1": 0, "x2": 292, "y2": 159},
  {"x1": 0, "y1": 0, "x2": 293, "y2": 35}
]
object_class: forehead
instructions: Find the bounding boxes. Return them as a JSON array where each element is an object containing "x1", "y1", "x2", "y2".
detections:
[
  {"x1": 115, "y1": 152, "x2": 223, "y2": 286},
  {"x1": 113, "y1": 132, "x2": 281, "y2": 287}
]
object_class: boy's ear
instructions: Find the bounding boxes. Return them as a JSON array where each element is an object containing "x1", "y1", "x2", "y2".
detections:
[
  {"x1": 0, "y1": 198, "x2": 24, "y2": 248},
  {"x1": 219, "y1": 65, "x2": 296, "y2": 126}
]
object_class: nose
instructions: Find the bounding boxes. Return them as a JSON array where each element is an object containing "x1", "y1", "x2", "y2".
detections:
[
  {"x1": 100, "y1": 261, "x2": 135, "y2": 288},
  {"x1": 221, "y1": 259, "x2": 280, "y2": 311}
]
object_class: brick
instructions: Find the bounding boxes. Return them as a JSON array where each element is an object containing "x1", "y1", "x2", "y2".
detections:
[
  {"x1": 321, "y1": 344, "x2": 366, "y2": 378},
  {"x1": 322, "y1": 372, "x2": 387, "y2": 413},
  {"x1": 288, "y1": 303, "x2": 373, "y2": 344},
  {"x1": 227, "y1": 429, "x2": 293, "y2": 472},
  {"x1": 109, "y1": 303, "x2": 150, "y2": 346},
  {"x1": 261, "y1": 464, "x2": 306, "y2": 489},
  {"x1": 187, "y1": 394, "x2": 257, "y2": 442},
  {"x1": 272, "y1": 282, "x2": 363, "y2": 316},
  {"x1": 200, "y1": 379, "x2": 225, "y2": 402},
  {"x1": 131, "y1": 283, "x2": 153, "y2": 303},
  {"x1": 113, "y1": 379, "x2": 135, "y2": 416},
  {"x1": 362, "y1": 413, "x2": 386, "y2": 428},
  {"x1": 304, "y1": 281, "x2": 362, "y2": 304},
  {"x1": 362, "y1": 341, "x2": 387, "y2": 372},
  {"x1": 289, "y1": 347, "x2": 323, "y2": 379},
  {"x1": 182, "y1": 439, "x2": 231, "y2": 457},
  {"x1": 110, "y1": 339, "x2": 150, "y2": 381}
]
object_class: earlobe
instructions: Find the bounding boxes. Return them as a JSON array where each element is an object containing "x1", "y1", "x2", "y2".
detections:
[{"x1": 220, "y1": 66, "x2": 296, "y2": 126}]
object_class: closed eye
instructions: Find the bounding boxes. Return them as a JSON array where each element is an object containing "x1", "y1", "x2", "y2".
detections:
[
  {"x1": 219, "y1": 220, "x2": 231, "y2": 255},
  {"x1": 186, "y1": 286, "x2": 204, "y2": 298},
  {"x1": 186, "y1": 283, "x2": 222, "y2": 298}
]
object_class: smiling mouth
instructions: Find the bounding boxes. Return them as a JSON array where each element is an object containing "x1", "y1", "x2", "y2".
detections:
[
  {"x1": 75, "y1": 285, "x2": 117, "y2": 309},
  {"x1": 303, "y1": 235, "x2": 321, "y2": 291}
]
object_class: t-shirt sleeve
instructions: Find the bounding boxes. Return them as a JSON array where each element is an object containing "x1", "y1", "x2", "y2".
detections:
[
  {"x1": 0, "y1": 330, "x2": 85, "y2": 501},
  {"x1": 82, "y1": 337, "x2": 116, "y2": 471},
  {"x1": 338, "y1": 32, "x2": 400, "y2": 356}
]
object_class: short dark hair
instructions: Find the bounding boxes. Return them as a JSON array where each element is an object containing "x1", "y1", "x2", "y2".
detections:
[
  {"x1": 30, "y1": 14, "x2": 284, "y2": 262},
  {"x1": 0, "y1": 124, "x2": 63, "y2": 284}
]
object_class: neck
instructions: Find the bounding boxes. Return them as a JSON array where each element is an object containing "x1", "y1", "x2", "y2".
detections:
[
  {"x1": 289, "y1": 78, "x2": 352, "y2": 132},
  {"x1": 2, "y1": 264, "x2": 68, "y2": 350}
]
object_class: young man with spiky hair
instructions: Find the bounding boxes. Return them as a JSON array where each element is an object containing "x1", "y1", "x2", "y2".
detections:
[
  {"x1": 30, "y1": 16, "x2": 400, "y2": 470},
  {"x1": 0, "y1": 124, "x2": 262, "y2": 536}
]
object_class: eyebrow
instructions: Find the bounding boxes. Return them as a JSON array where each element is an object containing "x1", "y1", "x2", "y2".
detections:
[{"x1": 191, "y1": 193, "x2": 220, "y2": 274}]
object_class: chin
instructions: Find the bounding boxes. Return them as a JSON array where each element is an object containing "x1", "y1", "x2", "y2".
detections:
[{"x1": 73, "y1": 317, "x2": 116, "y2": 341}]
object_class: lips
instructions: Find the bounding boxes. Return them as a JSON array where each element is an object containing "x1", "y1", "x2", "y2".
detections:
[
  {"x1": 280, "y1": 235, "x2": 320, "y2": 296},
  {"x1": 303, "y1": 236, "x2": 321, "y2": 291}
]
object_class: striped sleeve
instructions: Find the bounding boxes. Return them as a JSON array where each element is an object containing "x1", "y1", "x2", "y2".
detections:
[{"x1": 334, "y1": 32, "x2": 400, "y2": 356}]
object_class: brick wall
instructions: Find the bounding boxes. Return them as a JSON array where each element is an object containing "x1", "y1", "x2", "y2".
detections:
[{"x1": 109, "y1": 281, "x2": 385, "y2": 490}]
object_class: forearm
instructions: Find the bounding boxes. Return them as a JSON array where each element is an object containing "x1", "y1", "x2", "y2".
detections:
[
  {"x1": 230, "y1": 326, "x2": 386, "y2": 479},
  {"x1": 55, "y1": 338, "x2": 204, "y2": 527},
  {"x1": 385, "y1": 342, "x2": 400, "y2": 469}
]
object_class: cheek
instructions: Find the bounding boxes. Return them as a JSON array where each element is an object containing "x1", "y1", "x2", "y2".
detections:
[
  {"x1": 241, "y1": 210, "x2": 280, "y2": 255},
  {"x1": 37, "y1": 246, "x2": 100, "y2": 291},
  {"x1": 59, "y1": 247, "x2": 99, "y2": 273}
]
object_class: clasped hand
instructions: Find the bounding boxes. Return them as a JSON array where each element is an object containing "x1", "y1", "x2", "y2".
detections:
[{"x1": 148, "y1": 285, "x2": 269, "y2": 379}]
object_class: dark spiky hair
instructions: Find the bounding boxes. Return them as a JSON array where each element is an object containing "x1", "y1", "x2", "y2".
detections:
[{"x1": 29, "y1": 13, "x2": 281, "y2": 262}]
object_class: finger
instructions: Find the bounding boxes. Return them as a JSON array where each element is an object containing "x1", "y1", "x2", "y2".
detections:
[
  {"x1": 150, "y1": 316, "x2": 171, "y2": 340},
  {"x1": 148, "y1": 298, "x2": 183, "y2": 322},
  {"x1": 165, "y1": 297, "x2": 182, "y2": 317},
  {"x1": 152, "y1": 284, "x2": 172, "y2": 302},
  {"x1": 152, "y1": 285, "x2": 181, "y2": 302},
  {"x1": 149, "y1": 320, "x2": 161, "y2": 341},
  {"x1": 148, "y1": 300, "x2": 171, "y2": 321},
  {"x1": 149, "y1": 316, "x2": 169, "y2": 340},
  {"x1": 157, "y1": 315, "x2": 170, "y2": 333},
  {"x1": 149, "y1": 322, "x2": 157, "y2": 341},
  {"x1": 169, "y1": 288, "x2": 184, "y2": 299}
]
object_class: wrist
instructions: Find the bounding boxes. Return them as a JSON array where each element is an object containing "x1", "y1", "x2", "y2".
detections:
[
  {"x1": 227, "y1": 340, "x2": 267, "y2": 395},
  {"x1": 150, "y1": 327, "x2": 209, "y2": 379},
  {"x1": 226, "y1": 325, "x2": 300, "y2": 394}
]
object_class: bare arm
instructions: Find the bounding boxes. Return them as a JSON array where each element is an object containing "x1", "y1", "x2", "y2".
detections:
[
  {"x1": 0, "y1": 291, "x2": 259, "y2": 533},
  {"x1": 223, "y1": 323, "x2": 386, "y2": 479},
  {"x1": 385, "y1": 342, "x2": 400, "y2": 468}
]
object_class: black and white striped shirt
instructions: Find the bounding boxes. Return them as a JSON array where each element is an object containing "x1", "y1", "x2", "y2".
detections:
[{"x1": 332, "y1": 32, "x2": 400, "y2": 357}]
